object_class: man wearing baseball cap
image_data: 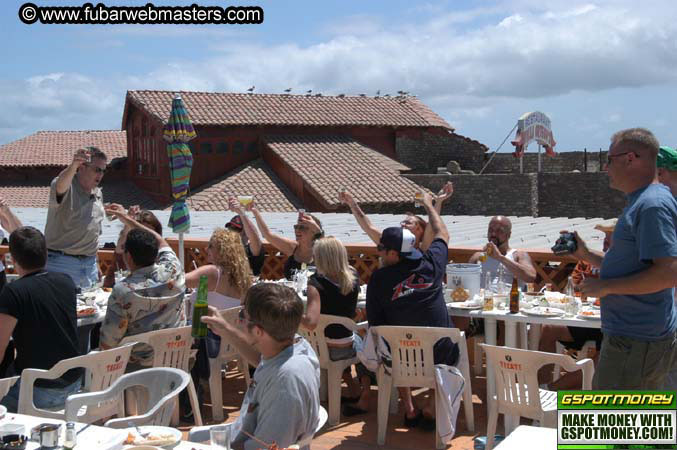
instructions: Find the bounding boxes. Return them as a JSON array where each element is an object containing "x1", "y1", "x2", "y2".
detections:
[
  {"x1": 657, "y1": 145, "x2": 677, "y2": 196},
  {"x1": 353, "y1": 192, "x2": 457, "y2": 429},
  {"x1": 226, "y1": 197, "x2": 265, "y2": 276}
]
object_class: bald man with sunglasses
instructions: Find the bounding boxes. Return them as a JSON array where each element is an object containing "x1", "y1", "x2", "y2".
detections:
[{"x1": 44, "y1": 147, "x2": 108, "y2": 289}]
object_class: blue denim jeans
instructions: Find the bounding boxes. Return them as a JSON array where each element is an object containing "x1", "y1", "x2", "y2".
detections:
[
  {"x1": 46, "y1": 251, "x2": 98, "y2": 289},
  {"x1": 0, "y1": 378, "x2": 82, "y2": 413}
]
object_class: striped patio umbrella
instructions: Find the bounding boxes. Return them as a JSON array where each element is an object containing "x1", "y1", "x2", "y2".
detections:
[{"x1": 163, "y1": 94, "x2": 196, "y2": 267}]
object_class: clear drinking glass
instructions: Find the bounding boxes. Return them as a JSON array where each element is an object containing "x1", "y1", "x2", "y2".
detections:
[{"x1": 210, "y1": 424, "x2": 231, "y2": 449}]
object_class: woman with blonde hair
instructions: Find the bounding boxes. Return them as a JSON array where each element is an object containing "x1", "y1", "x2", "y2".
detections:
[
  {"x1": 186, "y1": 228, "x2": 252, "y2": 312},
  {"x1": 302, "y1": 236, "x2": 364, "y2": 406}
]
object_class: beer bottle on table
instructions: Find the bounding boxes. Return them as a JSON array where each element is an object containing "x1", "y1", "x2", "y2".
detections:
[
  {"x1": 191, "y1": 275, "x2": 209, "y2": 338},
  {"x1": 509, "y1": 277, "x2": 520, "y2": 314}
]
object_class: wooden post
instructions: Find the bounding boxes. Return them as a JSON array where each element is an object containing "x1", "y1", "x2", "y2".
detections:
[{"x1": 584, "y1": 147, "x2": 587, "y2": 172}]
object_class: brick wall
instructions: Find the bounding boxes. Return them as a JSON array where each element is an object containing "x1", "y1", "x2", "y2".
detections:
[
  {"x1": 406, "y1": 172, "x2": 625, "y2": 219},
  {"x1": 396, "y1": 131, "x2": 487, "y2": 173},
  {"x1": 481, "y1": 150, "x2": 608, "y2": 174},
  {"x1": 406, "y1": 174, "x2": 538, "y2": 216},
  {"x1": 538, "y1": 172, "x2": 625, "y2": 219}
]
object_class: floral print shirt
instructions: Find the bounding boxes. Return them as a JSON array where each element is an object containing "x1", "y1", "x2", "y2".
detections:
[{"x1": 100, "y1": 247, "x2": 186, "y2": 367}]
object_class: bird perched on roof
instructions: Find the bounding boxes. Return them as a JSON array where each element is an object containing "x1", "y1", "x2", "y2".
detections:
[
  {"x1": 315, "y1": 93, "x2": 322, "y2": 97},
  {"x1": 247, "y1": 86, "x2": 255, "y2": 93},
  {"x1": 337, "y1": 93, "x2": 345, "y2": 98},
  {"x1": 306, "y1": 89, "x2": 312, "y2": 95},
  {"x1": 284, "y1": 88, "x2": 292, "y2": 93},
  {"x1": 375, "y1": 90, "x2": 380, "y2": 97},
  {"x1": 359, "y1": 93, "x2": 366, "y2": 97}
]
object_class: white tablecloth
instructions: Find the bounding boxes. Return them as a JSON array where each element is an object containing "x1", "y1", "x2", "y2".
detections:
[
  {"x1": 494, "y1": 425, "x2": 557, "y2": 449},
  {"x1": 77, "y1": 290, "x2": 110, "y2": 327},
  {"x1": 0, "y1": 413, "x2": 210, "y2": 449}
]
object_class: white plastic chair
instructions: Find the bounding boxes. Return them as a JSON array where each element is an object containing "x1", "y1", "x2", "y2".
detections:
[
  {"x1": 187, "y1": 405, "x2": 328, "y2": 447},
  {"x1": 298, "y1": 314, "x2": 367, "y2": 426},
  {"x1": 553, "y1": 340, "x2": 597, "y2": 381},
  {"x1": 371, "y1": 326, "x2": 474, "y2": 449},
  {"x1": 65, "y1": 367, "x2": 190, "y2": 428},
  {"x1": 209, "y1": 306, "x2": 252, "y2": 422},
  {"x1": 119, "y1": 326, "x2": 203, "y2": 426},
  {"x1": 18, "y1": 344, "x2": 134, "y2": 422},
  {"x1": 481, "y1": 344, "x2": 594, "y2": 450},
  {"x1": 0, "y1": 376, "x2": 19, "y2": 398}
]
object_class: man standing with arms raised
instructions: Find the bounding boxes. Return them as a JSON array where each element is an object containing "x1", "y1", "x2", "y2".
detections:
[
  {"x1": 574, "y1": 128, "x2": 677, "y2": 389},
  {"x1": 45, "y1": 147, "x2": 107, "y2": 289}
]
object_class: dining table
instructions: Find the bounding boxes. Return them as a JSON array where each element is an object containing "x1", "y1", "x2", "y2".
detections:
[
  {"x1": 446, "y1": 301, "x2": 601, "y2": 434},
  {"x1": 76, "y1": 289, "x2": 110, "y2": 354},
  {"x1": 0, "y1": 412, "x2": 211, "y2": 449}
]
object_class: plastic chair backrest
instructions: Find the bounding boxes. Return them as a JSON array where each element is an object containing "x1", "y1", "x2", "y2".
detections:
[
  {"x1": 481, "y1": 344, "x2": 593, "y2": 419},
  {"x1": 65, "y1": 367, "x2": 190, "y2": 427},
  {"x1": 120, "y1": 326, "x2": 192, "y2": 372},
  {"x1": 18, "y1": 344, "x2": 134, "y2": 420},
  {"x1": 217, "y1": 307, "x2": 243, "y2": 360},
  {"x1": 299, "y1": 314, "x2": 360, "y2": 368},
  {"x1": 0, "y1": 376, "x2": 19, "y2": 399},
  {"x1": 372, "y1": 326, "x2": 462, "y2": 388}
]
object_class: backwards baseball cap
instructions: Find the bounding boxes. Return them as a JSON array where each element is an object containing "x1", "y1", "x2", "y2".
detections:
[
  {"x1": 379, "y1": 227, "x2": 423, "y2": 260},
  {"x1": 225, "y1": 215, "x2": 243, "y2": 231},
  {"x1": 657, "y1": 146, "x2": 677, "y2": 171}
]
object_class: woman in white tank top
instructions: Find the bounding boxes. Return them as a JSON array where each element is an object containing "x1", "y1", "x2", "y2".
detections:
[{"x1": 185, "y1": 228, "x2": 253, "y2": 319}]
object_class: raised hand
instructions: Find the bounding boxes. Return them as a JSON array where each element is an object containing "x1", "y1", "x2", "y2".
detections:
[
  {"x1": 338, "y1": 190, "x2": 355, "y2": 206},
  {"x1": 228, "y1": 196, "x2": 242, "y2": 213},
  {"x1": 436, "y1": 181, "x2": 454, "y2": 203},
  {"x1": 71, "y1": 148, "x2": 91, "y2": 169}
]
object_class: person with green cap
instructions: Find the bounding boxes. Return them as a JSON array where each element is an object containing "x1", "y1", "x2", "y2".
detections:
[
  {"x1": 657, "y1": 145, "x2": 677, "y2": 196},
  {"x1": 657, "y1": 145, "x2": 677, "y2": 391}
]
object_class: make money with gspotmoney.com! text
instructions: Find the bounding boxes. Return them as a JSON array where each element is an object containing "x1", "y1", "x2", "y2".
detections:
[{"x1": 18, "y1": 2, "x2": 264, "y2": 25}]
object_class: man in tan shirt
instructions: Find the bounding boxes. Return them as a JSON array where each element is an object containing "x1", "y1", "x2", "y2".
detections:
[{"x1": 44, "y1": 147, "x2": 107, "y2": 289}]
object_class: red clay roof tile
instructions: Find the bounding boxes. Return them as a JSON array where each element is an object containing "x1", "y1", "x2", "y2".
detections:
[
  {"x1": 124, "y1": 90, "x2": 452, "y2": 130},
  {"x1": 0, "y1": 130, "x2": 127, "y2": 168}
]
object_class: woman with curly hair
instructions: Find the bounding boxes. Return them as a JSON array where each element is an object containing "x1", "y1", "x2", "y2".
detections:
[{"x1": 185, "y1": 227, "x2": 252, "y2": 313}]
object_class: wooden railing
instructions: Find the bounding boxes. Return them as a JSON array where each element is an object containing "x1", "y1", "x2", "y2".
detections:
[{"x1": 0, "y1": 240, "x2": 578, "y2": 291}]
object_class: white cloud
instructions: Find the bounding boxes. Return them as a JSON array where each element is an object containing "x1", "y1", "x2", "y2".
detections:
[{"x1": 2, "y1": 0, "x2": 677, "y2": 149}]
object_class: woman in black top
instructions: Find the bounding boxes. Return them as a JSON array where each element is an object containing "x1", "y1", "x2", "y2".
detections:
[
  {"x1": 251, "y1": 202, "x2": 323, "y2": 280},
  {"x1": 301, "y1": 236, "x2": 364, "y2": 403}
]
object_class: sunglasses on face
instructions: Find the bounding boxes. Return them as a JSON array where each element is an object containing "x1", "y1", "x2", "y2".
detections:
[
  {"x1": 293, "y1": 224, "x2": 309, "y2": 231},
  {"x1": 607, "y1": 151, "x2": 637, "y2": 165},
  {"x1": 86, "y1": 164, "x2": 106, "y2": 175}
]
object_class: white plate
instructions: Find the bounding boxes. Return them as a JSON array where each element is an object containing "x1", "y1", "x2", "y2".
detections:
[
  {"x1": 0, "y1": 405, "x2": 6, "y2": 420},
  {"x1": 447, "y1": 302, "x2": 483, "y2": 310},
  {"x1": 577, "y1": 311, "x2": 601, "y2": 320},
  {"x1": 124, "y1": 426, "x2": 182, "y2": 448},
  {"x1": 522, "y1": 307, "x2": 565, "y2": 317}
]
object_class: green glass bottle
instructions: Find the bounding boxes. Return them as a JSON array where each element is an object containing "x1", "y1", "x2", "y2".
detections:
[{"x1": 191, "y1": 275, "x2": 209, "y2": 338}]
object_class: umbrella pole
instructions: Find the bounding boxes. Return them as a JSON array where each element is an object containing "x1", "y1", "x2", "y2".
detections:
[{"x1": 179, "y1": 232, "x2": 185, "y2": 270}]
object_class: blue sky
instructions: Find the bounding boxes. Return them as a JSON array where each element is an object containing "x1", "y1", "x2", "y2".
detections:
[{"x1": 2, "y1": 0, "x2": 676, "y2": 152}]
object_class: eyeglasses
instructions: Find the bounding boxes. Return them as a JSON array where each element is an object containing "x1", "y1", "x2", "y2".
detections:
[
  {"x1": 238, "y1": 309, "x2": 260, "y2": 328},
  {"x1": 607, "y1": 151, "x2": 637, "y2": 165},
  {"x1": 293, "y1": 224, "x2": 308, "y2": 231}
]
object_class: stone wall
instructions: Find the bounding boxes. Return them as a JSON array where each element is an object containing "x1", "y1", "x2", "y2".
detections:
[
  {"x1": 396, "y1": 131, "x2": 487, "y2": 174},
  {"x1": 406, "y1": 171, "x2": 624, "y2": 219},
  {"x1": 537, "y1": 172, "x2": 625, "y2": 219},
  {"x1": 481, "y1": 150, "x2": 608, "y2": 174},
  {"x1": 405, "y1": 174, "x2": 538, "y2": 217}
]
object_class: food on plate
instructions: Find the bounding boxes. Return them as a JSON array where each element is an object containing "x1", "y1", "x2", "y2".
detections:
[
  {"x1": 76, "y1": 307, "x2": 97, "y2": 317},
  {"x1": 593, "y1": 298, "x2": 600, "y2": 307},
  {"x1": 123, "y1": 431, "x2": 178, "y2": 446},
  {"x1": 580, "y1": 310, "x2": 599, "y2": 316},
  {"x1": 450, "y1": 287, "x2": 469, "y2": 302},
  {"x1": 102, "y1": 287, "x2": 112, "y2": 292}
]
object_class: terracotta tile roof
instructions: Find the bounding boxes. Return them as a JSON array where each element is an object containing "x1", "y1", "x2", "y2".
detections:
[
  {"x1": 0, "y1": 130, "x2": 127, "y2": 168},
  {"x1": 0, "y1": 179, "x2": 162, "y2": 209},
  {"x1": 187, "y1": 160, "x2": 300, "y2": 212},
  {"x1": 264, "y1": 135, "x2": 425, "y2": 209},
  {"x1": 124, "y1": 90, "x2": 452, "y2": 130}
]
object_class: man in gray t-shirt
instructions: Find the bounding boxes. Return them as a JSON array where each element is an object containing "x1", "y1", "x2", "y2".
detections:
[
  {"x1": 203, "y1": 283, "x2": 320, "y2": 450},
  {"x1": 44, "y1": 147, "x2": 107, "y2": 288}
]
